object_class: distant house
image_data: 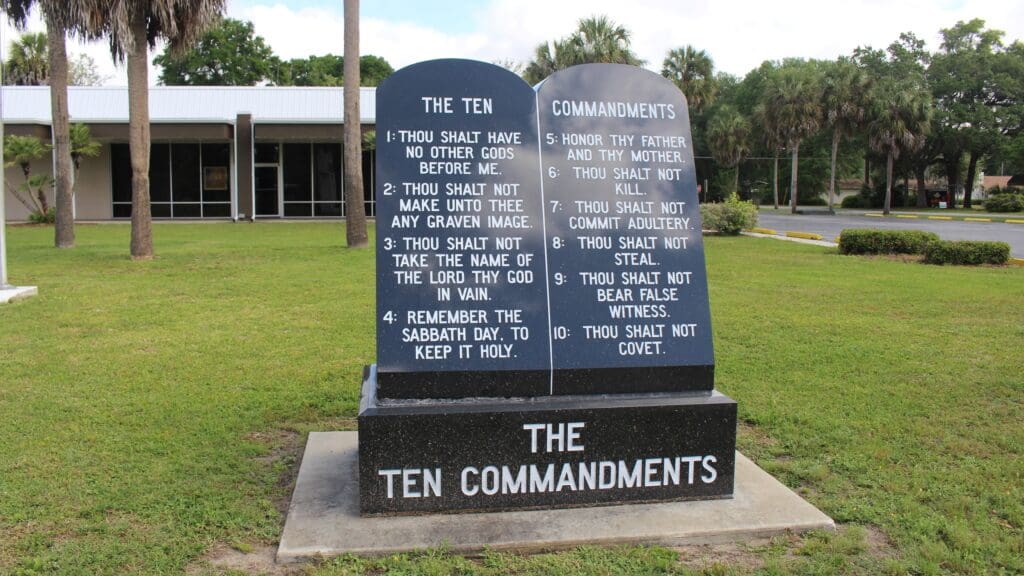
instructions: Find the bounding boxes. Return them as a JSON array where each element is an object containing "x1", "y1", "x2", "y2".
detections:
[
  {"x1": 983, "y1": 175, "x2": 1012, "y2": 192},
  {"x1": 2, "y1": 86, "x2": 377, "y2": 221}
]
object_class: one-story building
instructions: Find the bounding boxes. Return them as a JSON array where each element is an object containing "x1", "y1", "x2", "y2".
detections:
[{"x1": 1, "y1": 85, "x2": 377, "y2": 221}]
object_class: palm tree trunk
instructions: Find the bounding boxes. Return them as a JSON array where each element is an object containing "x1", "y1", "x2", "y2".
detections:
[
  {"x1": 915, "y1": 166, "x2": 928, "y2": 208},
  {"x1": 342, "y1": 0, "x2": 368, "y2": 248},
  {"x1": 883, "y1": 148, "x2": 894, "y2": 216},
  {"x1": 47, "y1": 14, "x2": 74, "y2": 248},
  {"x1": 829, "y1": 129, "x2": 839, "y2": 213},
  {"x1": 789, "y1": 142, "x2": 799, "y2": 214},
  {"x1": 944, "y1": 156, "x2": 960, "y2": 209},
  {"x1": 963, "y1": 151, "x2": 979, "y2": 210},
  {"x1": 772, "y1": 150, "x2": 779, "y2": 209},
  {"x1": 733, "y1": 166, "x2": 739, "y2": 197},
  {"x1": 128, "y1": 11, "x2": 153, "y2": 259}
]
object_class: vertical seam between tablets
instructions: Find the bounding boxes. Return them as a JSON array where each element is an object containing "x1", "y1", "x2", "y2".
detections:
[{"x1": 535, "y1": 92, "x2": 555, "y2": 395}]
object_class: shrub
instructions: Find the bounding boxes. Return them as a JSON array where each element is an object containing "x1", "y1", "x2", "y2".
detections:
[
  {"x1": 838, "y1": 229, "x2": 939, "y2": 255},
  {"x1": 984, "y1": 194, "x2": 1023, "y2": 213},
  {"x1": 28, "y1": 207, "x2": 56, "y2": 224},
  {"x1": 841, "y1": 195, "x2": 868, "y2": 209},
  {"x1": 922, "y1": 240, "x2": 1011, "y2": 266},
  {"x1": 700, "y1": 193, "x2": 758, "y2": 235}
]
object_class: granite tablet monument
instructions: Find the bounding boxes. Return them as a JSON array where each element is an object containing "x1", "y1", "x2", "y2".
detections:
[{"x1": 359, "y1": 59, "x2": 736, "y2": 515}]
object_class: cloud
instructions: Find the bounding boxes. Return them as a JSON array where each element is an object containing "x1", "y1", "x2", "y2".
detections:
[
  {"x1": 3, "y1": 0, "x2": 1024, "y2": 87},
  {"x1": 232, "y1": 0, "x2": 1024, "y2": 78},
  {"x1": 1, "y1": 12, "x2": 160, "y2": 87}
]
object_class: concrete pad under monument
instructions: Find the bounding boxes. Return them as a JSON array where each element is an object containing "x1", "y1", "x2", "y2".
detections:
[{"x1": 277, "y1": 432, "x2": 835, "y2": 561}]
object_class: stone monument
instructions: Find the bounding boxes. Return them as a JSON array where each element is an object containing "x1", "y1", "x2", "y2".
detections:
[{"x1": 359, "y1": 59, "x2": 736, "y2": 515}]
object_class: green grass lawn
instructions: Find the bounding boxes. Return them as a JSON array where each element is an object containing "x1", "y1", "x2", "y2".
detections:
[{"x1": 1, "y1": 223, "x2": 1021, "y2": 575}]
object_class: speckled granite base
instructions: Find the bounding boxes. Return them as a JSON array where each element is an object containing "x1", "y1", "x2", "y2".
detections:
[{"x1": 358, "y1": 366, "x2": 737, "y2": 515}]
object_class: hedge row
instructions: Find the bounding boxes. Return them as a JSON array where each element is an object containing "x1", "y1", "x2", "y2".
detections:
[
  {"x1": 838, "y1": 229, "x2": 940, "y2": 255},
  {"x1": 922, "y1": 240, "x2": 1011, "y2": 265},
  {"x1": 837, "y1": 228, "x2": 1012, "y2": 266},
  {"x1": 984, "y1": 193, "x2": 1023, "y2": 213}
]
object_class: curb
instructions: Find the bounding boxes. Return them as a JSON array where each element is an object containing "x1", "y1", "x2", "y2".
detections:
[
  {"x1": 785, "y1": 231, "x2": 823, "y2": 241},
  {"x1": 741, "y1": 231, "x2": 837, "y2": 248},
  {"x1": 862, "y1": 212, "x2": 1018, "y2": 223}
]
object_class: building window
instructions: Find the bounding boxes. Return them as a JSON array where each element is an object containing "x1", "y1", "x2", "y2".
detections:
[
  {"x1": 111, "y1": 142, "x2": 232, "y2": 219},
  {"x1": 362, "y1": 148, "x2": 376, "y2": 217},
  {"x1": 269, "y1": 142, "x2": 344, "y2": 217}
]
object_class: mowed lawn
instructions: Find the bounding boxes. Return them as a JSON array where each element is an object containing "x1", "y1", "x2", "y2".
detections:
[{"x1": 0, "y1": 223, "x2": 1021, "y2": 575}]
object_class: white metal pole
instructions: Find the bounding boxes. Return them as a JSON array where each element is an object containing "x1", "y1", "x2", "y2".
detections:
[
  {"x1": 1, "y1": 122, "x2": 9, "y2": 289},
  {"x1": 1, "y1": 25, "x2": 10, "y2": 289}
]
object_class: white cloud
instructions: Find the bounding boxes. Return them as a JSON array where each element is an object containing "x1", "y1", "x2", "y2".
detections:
[
  {"x1": 1, "y1": 12, "x2": 161, "y2": 87},
  {"x1": 3, "y1": 0, "x2": 1024, "y2": 87}
]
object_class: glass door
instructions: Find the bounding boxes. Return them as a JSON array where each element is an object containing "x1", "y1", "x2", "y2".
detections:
[{"x1": 254, "y1": 166, "x2": 280, "y2": 218}]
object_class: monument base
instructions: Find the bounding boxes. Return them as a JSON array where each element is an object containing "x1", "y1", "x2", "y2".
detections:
[
  {"x1": 358, "y1": 365, "x2": 737, "y2": 515},
  {"x1": 277, "y1": 432, "x2": 835, "y2": 563}
]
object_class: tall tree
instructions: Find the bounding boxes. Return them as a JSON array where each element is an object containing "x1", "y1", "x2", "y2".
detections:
[
  {"x1": 661, "y1": 46, "x2": 717, "y2": 115},
  {"x1": 760, "y1": 62, "x2": 823, "y2": 213},
  {"x1": 274, "y1": 54, "x2": 393, "y2": 86},
  {"x1": 855, "y1": 32, "x2": 937, "y2": 208},
  {"x1": 154, "y1": 18, "x2": 276, "y2": 85},
  {"x1": 569, "y1": 15, "x2": 642, "y2": 66},
  {"x1": 88, "y1": 0, "x2": 226, "y2": 259},
  {"x1": 706, "y1": 106, "x2": 750, "y2": 194},
  {"x1": 821, "y1": 58, "x2": 869, "y2": 212},
  {"x1": 868, "y1": 80, "x2": 933, "y2": 215},
  {"x1": 930, "y1": 20, "x2": 1012, "y2": 208},
  {"x1": 69, "y1": 53, "x2": 107, "y2": 85},
  {"x1": 3, "y1": 31, "x2": 48, "y2": 85},
  {"x1": 343, "y1": 0, "x2": 367, "y2": 248},
  {"x1": 523, "y1": 15, "x2": 642, "y2": 84},
  {"x1": 1, "y1": 2, "x2": 79, "y2": 247}
]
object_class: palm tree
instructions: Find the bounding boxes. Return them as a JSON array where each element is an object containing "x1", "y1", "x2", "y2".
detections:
[
  {"x1": 69, "y1": 123, "x2": 100, "y2": 212},
  {"x1": 523, "y1": 15, "x2": 641, "y2": 83},
  {"x1": 2, "y1": 2, "x2": 80, "y2": 247},
  {"x1": 3, "y1": 31, "x2": 48, "y2": 85},
  {"x1": 523, "y1": 42, "x2": 558, "y2": 85},
  {"x1": 760, "y1": 64, "x2": 823, "y2": 214},
  {"x1": 868, "y1": 80, "x2": 932, "y2": 215},
  {"x1": 568, "y1": 16, "x2": 642, "y2": 66},
  {"x1": 343, "y1": 0, "x2": 368, "y2": 248},
  {"x1": 822, "y1": 59, "x2": 869, "y2": 213},
  {"x1": 661, "y1": 46, "x2": 716, "y2": 114},
  {"x1": 707, "y1": 106, "x2": 750, "y2": 195},
  {"x1": 3, "y1": 134, "x2": 52, "y2": 214},
  {"x1": 752, "y1": 103, "x2": 782, "y2": 209},
  {"x1": 79, "y1": 0, "x2": 225, "y2": 259}
]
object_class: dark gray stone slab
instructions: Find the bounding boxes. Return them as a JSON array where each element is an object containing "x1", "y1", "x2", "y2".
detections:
[
  {"x1": 375, "y1": 59, "x2": 549, "y2": 399},
  {"x1": 277, "y1": 432, "x2": 835, "y2": 562},
  {"x1": 374, "y1": 60, "x2": 713, "y2": 399}
]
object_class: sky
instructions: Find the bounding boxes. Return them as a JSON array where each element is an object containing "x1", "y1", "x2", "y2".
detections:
[{"x1": 2, "y1": 0, "x2": 1024, "y2": 86}]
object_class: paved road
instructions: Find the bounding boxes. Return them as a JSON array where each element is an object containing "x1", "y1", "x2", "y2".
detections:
[{"x1": 755, "y1": 210, "x2": 1024, "y2": 258}]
